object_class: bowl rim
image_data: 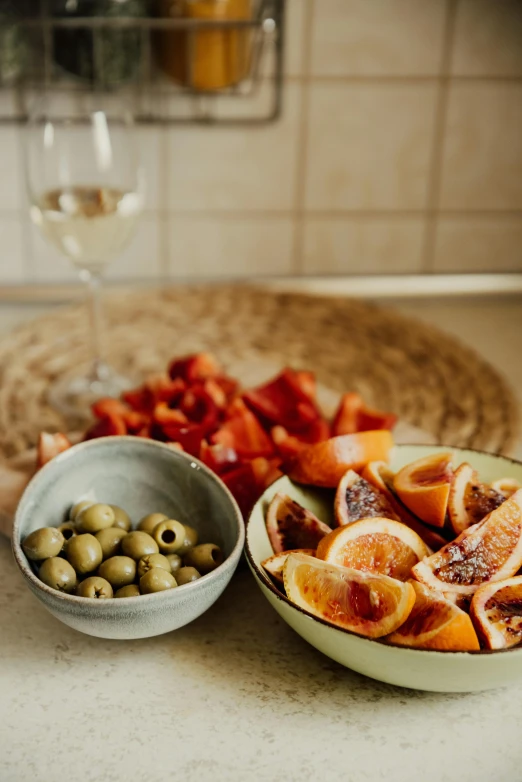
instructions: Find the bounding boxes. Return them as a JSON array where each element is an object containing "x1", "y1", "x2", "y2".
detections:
[
  {"x1": 13, "y1": 435, "x2": 245, "y2": 607},
  {"x1": 245, "y1": 442, "x2": 522, "y2": 658}
]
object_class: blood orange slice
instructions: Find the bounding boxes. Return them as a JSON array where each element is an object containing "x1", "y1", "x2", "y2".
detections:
[
  {"x1": 334, "y1": 469, "x2": 400, "y2": 527},
  {"x1": 261, "y1": 549, "x2": 316, "y2": 584},
  {"x1": 361, "y1": 461, "x2": 447, "y2": 551},
  {"x1": 387, "y1": 580, "x2": 480, "y2": 651},
  {"x1": 37, "y1": 432, "x2": 72, "y2": 468},
  {"x1": 283, "y1": 552, "x2": 415, "y2": 638},
  {"x1": 394, "y1": 452, "x2": 454, "y2": 529},
  {"x1": 490, "y1": 478, "x2": 521, "y2": 499},
  {"x1": 316, "y1": 517, "x2": 428, "y2": 581},
  {"x1": 470, "y1": 576, "x2": 522, "y2": 650},
  {"x1": 412, "y1": 489, "x2": 522, "y2": 596},
  {"x1": 448, "y1": 462, "x2": 505, "y2": 536},
  {"x1": 265, "y1": 493, "x2": 331, "y2": 554},
  {"x1": 283, "y1": 430, "x2": 394, "y2": 488}
]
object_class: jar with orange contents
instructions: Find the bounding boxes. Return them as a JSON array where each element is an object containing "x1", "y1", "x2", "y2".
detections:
[{"x1": 155, "y1": 0, "x2": 253, "y2": 91}]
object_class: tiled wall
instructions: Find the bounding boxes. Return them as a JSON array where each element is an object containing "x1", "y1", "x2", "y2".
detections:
[{"x1": 0, "y1": 0, "x2": 521, "y2": 284}]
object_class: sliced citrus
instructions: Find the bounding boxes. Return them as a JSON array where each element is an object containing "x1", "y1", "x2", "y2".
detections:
[
  {"x1": 393, "y1": 452, "x2": 454, "y2": 529},
  {"x1": 261, "y1": 548, "x2": 316, "y2": 584},
  {"x1": 283, "y1": 430, "x2": 394, "y2": 488},
  {"x1": 490, "y1": 477, "x2": 521, "y2": 499},
  {"x1": 265, "y1": 493, "x2": 331, "y2": 553},
  {"x1": 448, "y1": 462, "x2": 505, "y2": 535},
  {"x1": 412, "y1": 489, "x2": 522, "y2": 595},
  {"x1": 361, "y1": 461, "x2": 447, "y2": 550},
  {"x1": 470, "y1": 576, "x2": 522, "y2": 650},
  {"x1": 387, "y1": 580, "x2": 480, "y2": 651},
  {"x1": 316, "y1": 517, "x2": 429, "y2": 581},
  {"x1": 334, "y1": 469, "x2": 400, "y2": 527},
  {"x1": 283, "y1": 552, "x2": 415, "y2": 638}
]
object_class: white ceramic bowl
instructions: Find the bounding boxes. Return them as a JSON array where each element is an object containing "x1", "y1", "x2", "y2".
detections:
[
  {"x1": 13, "y1": 436, "x2": 244, "y2": 640},
  {"x1": 246, "y1": 444, "x2": 522, "y2": 692}
]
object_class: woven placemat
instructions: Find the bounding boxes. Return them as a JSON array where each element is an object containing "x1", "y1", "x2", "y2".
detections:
[{"x1": 0, "y1": 286, "x2": 517, "y2": 461}]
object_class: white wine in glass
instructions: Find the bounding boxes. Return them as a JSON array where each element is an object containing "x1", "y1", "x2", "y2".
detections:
[{"x1": 25, "y1": 93, "x2": 144, "y2": 420}]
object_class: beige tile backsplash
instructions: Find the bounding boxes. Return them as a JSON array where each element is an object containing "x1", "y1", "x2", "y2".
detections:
[
  {"x1": 440, "y1": 83, "x2": 522, "y2": 210},
  {"x1": 309, "y1": 0, "x2": 447, "y2": 77},
  {"x1": 303, "y1": 217, "x2": 426, "y2": 275},
  {"x1": 0, "y1": 0, "x2": 521, "y2": 284},
  {"x1": 452, "y1": 0, "x2": 522, "y2": 77},
  {"x1": 305, "y1": 83, "x2": 437, "y2": 210}
]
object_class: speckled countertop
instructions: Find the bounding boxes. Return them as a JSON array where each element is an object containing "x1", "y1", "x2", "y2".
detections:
[{"x1": 1, "y1": 294, "x2": 521, "y2": 782}]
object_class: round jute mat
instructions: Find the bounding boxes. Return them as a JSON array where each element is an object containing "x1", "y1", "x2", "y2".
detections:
[{"x1": 0, "y1": 286, "x2": 517, "y2": 461}]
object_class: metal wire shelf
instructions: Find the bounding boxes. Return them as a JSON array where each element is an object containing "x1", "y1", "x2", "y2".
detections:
[{"x1": 0, "y1": 0, "x2": 285, "y2": 125}]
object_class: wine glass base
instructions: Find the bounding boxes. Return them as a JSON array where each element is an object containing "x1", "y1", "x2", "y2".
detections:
[{"x1": 48, "y1": 364, "x2": 133, "y2": 422}]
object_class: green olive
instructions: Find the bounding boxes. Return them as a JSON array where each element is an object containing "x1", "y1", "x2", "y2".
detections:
[
  {"x1": 57, "y1": 521, "x2": 77, "y2": 543},
  {"x1": 121, "y1": 531, "x2": 159, "y2": 560},
  {"x1": 95, "y1": 527, "x2": 127, "y2": 559},
  {"x1": 177, "y1": 525, "x2": 199, "y2": 555},
  {"x1": 115, "y1": 584, "x2": 141, "y2": 598},
  {"x1": 76, "y1": 576, "x2": 113, "y2": 599},
  {"x1": 152, "y1": 519, "x2": 186, "y2": 554},
  {"x1": 137, "y1": 553, "x2": 172, "y2": 579},
  {"x1": 176, "y1": 566, "x2": 201, "y2": 586},
  {"x1": 110, "y1": 505, "x2": 132, "y2": 532},
  {"x1": 65, "y1": 534, "x2": 103, "y2": 575},
  {"x1": 98, "y1": 556, "x2": 137, "y2": 589},
  {"x1": 183, "y1": 543, "x2": 223, "y2": 574},
  {"x1": 138, "y1": 512, "x2": 168, "y2": 535},
  {"x1": 70, "y1": 500, "x2": 93, "y2": 521},
  {"x1": 23, "y1": 527, "x2": 65, "y2": 561},
  {"x1": 39, "y1": 557, "x2": 77, "y2": 593},
  {"x1": 76, "y1": 503, "x2": 116, "y2": 533},
  {"x1": 166, "y1": 553, "x2": 182, "y2": 575},
  {"x1": 140, "y1": 568, "x2": 177, "y2": 594}
]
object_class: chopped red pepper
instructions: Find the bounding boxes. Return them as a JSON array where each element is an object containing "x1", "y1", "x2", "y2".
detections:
[
  {"x1": 168, "y1": 353, "x2": 221, "y2": 383},
  {"x1": 212, "y1": 399, "x2": 274, "y2": 459},
  {"x1": 242, "y1": 368, "x2": 322, "y2": 434},
  {"x1": 200, "y1": 441, "x2": 239, "y2": 474},
  {"x1": 332, "y1": 392, "x2": 397, "y2": 436}
]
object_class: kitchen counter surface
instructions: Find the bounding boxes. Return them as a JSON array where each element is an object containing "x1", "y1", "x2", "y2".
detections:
[{"x1": 1, "y1": 293, "x2": 521, "y2": 782}]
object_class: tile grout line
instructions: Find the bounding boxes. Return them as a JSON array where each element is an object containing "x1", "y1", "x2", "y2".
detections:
[
  {"x1": 421, "y1": 0, "x2": 458, "y2": 273},
  {"x1": 284, "y1": 74, "x2": 522, "y2": 85},
  {"x1": 158, "y1": 125, "x2": 170, "y2": 278},
  {"x1": 290, "y1": 0, "x2": 315, "y2": 276}
]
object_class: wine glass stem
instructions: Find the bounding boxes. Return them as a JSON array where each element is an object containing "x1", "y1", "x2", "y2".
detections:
[{"x1": 84, "y1": 270, "x2": 105, "y2": 382}]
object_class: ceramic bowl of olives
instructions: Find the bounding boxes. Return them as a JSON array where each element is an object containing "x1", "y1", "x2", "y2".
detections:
[{"x1": 12, "y1": 436, "x2": 244, "y2": 639}]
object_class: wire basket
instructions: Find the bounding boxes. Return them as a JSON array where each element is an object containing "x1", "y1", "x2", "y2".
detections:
[{"x1": 0, "y1": 0, "x2": 285, "y2": 124}]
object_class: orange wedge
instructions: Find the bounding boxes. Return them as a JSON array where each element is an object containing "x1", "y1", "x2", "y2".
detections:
[
  {"x1": 265, "y1": 493, "x2": 331, "y2": 553},
  {"x1": 393, "y1": 452, "x2": 454, "y2": 528},
  {"x1": 470, "y1": 576, "x2": 522, "y2": 650},
  {"x1": 283, "y1": 430, "x2": 394, "y2": 488},
  {"x1": 284, "y1": 553, "x2": 415, "y2": 637},
  {"x1": 334, "y1": 469, "x2": 400, "y2": 527},
  {"x1": 490, "y1": 477, "x2": 521, "y2": 499},
  {"x1": 261, "y1": 549, "x2": 316, "y2": 584},
  {"x1": 448, "y1": 462, "x2": 505, "y2": 536},
  {"x1": 361, "y1": 461, "x2": 447, "y2": 550},
  {"x1": 316, "y1": 517, "x2": 429, "y2": 581},
  {"x1": 387, "y1": 581, "x2": 480, "y2": 651},
  {"x1": 412, "y1": 489, "x2": 522, "y2": 596}
]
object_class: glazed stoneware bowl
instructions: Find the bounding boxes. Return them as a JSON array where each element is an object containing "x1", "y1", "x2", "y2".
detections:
[
  {"x1": 246, "y1": 444, "x2": 522, "y2": 693},
  {"x1": 13, "y1": 436, "x2": 244, "y2": 640}
]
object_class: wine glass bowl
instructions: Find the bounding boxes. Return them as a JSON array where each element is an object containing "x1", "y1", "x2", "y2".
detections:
[{"x1": 24, "y1": 92, "x2": 144, "y2": 421}]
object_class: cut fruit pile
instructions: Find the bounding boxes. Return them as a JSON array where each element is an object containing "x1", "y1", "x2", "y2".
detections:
[
  {"x1": 261, "y1": 451, "x2": 522, "y2": 651},
  {"x1": 36, "y1": 352, "x2": 396, "y2": 518}
]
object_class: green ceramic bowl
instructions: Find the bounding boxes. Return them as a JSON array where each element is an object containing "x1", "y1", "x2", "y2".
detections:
[{"x1": 246, "y1": 444, "x2": 522, "y2": 693}]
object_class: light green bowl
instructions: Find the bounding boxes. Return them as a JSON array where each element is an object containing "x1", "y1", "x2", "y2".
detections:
[{"x1": 246, "y1": 444, "x2": 522, "y2": 693}]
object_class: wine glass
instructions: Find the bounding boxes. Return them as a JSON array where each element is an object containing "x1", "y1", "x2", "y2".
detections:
[{"x1": 24, "y1": 91, "x2": 144, "y2": 420}]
